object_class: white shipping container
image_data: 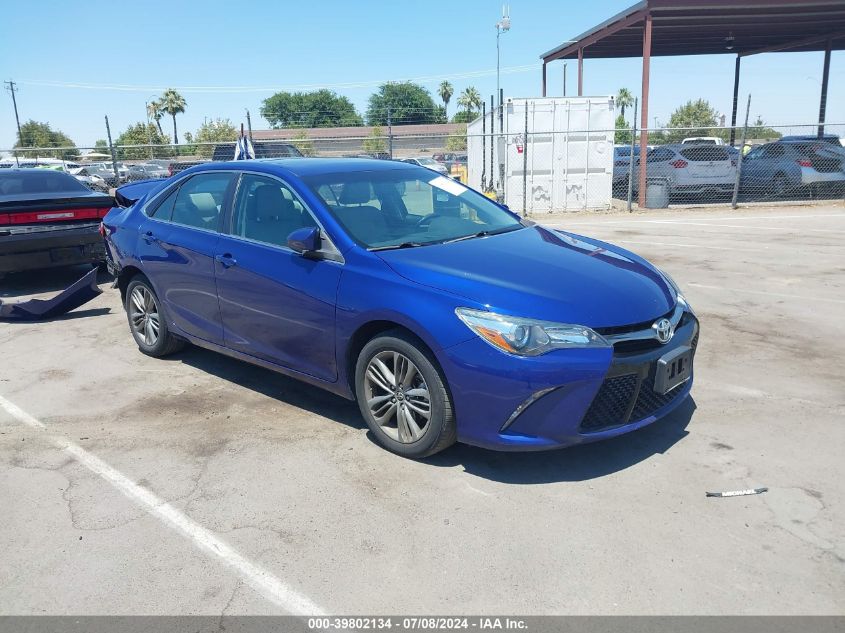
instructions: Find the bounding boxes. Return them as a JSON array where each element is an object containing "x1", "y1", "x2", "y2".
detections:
[{"x1": 467, "y1": 96, "x2": 616, "y2": 212}]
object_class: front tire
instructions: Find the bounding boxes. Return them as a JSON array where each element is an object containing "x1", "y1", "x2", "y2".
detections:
[
  {"x1": 355, "y1": 331, "x2": 456, "y2": 458},
  {"x1": 125, "y1": 276, "x2": 185, "y2": 357}
]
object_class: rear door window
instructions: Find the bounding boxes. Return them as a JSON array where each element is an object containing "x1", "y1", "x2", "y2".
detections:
[
  {"x1": 647, "y1": 148, "x2": 675, "y2": 162},
  {"x1": 169, "y1": 172, "x2": 235, "y2": 231},
  {"x1": 148, "y1": 187, "x2": 179, "y2": 220},
  {"x1": 680, "y1": 146, "x2": 730, "y2": 162}
]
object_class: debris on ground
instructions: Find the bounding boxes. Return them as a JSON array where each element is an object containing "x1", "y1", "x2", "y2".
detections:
[
  {"x1": 0, "y1": 267, "x2": 102, "y2": 321},
  {"x1": 706, "y1": 487, "x2": 768, "y2": 498}
]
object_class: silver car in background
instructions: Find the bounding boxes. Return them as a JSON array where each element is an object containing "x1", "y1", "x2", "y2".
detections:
[
  {"x1": 635, "y1": 144, "x2": 737, "y2": 197},
  {"x1": 740, "y1": 140, "x2": 845, "y2": 197},
  {"x1": 127, "y1": 163, "x2": 169, "y2": 182},
  {"x1": 401, "y1": 157, "x2": 449, "y2": 176}
]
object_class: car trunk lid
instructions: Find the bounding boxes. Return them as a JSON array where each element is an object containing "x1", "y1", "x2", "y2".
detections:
[{"x1": 678, "y1": 146, "x2": 733, "y2": 178}]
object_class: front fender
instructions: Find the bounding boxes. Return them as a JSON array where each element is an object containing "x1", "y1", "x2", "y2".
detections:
[{"x1": 334, "y1": 249, "x2": 480, "y2": 396}]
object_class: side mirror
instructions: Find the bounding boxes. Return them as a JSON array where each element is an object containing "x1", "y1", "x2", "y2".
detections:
[{"x1": 287, "y1": 226, "x2": 320, "y2": 255}]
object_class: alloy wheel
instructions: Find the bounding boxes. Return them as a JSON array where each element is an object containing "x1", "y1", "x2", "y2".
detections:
[
  {"x1": 364, "y1": 351, "x2": 431, "y2": 443},
  {"x1": 129, "y1": 286, "x2": 160, "y2": 346}
]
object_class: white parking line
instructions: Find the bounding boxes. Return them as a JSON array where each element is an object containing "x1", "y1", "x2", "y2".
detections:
[
  {"x1": 612, "y1": 239, "x2": 768, "y2": 252},
  {"x1": 0, "y1": 393, "x2": 325, "y2": 616},
  {"x1": 687, "y1": 282, "x2": 845, "y2": 305},
  {"x1": 638, "y1": 220, "x2": 845, "y2": 233},
  {"x1": 554, "y1": 212, "x2": 845, "y2": 227}
]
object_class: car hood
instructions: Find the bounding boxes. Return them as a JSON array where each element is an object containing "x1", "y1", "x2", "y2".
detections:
[{"x1": 376, "y1": 225, "x2": 675, "y2": 328}]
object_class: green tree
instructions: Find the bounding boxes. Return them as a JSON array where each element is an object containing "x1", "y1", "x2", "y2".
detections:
[
  {"x1": 438, "y1": 81, "x2": 454, "y2": 118},
  {"x1": 457, "y1": 86, "x2": 482, "y2": 117},
  {"x1": 451, "y1": 110, "x2": 478, "y2": 124},
  {"x1": 292, "y1": 130, "x2": 315, "y2": 156},
  {"x1": 114, "y1": 122, "x2": 171, "y2": 159},
  {"x1": 363, "y1": 126, "x2": 387, "y2": 153},
  {"x1": 747, "y1": 116, "x2": 782, "y2": 141},
  {"x1": 94, "y1": 139, "x2": 108, "y2": 151},
  {"x1": 617, "y1": 88, "x2": 634, "y2": 120},
  {"x1": 446, "y1": 125, "x2": 467, "y2": 151},
  {"x1": 261, "y1": 89, "x2": 362, "y2": 129},
  {"x1": 665, "y1": 98, "x2": 719, "y2": 143},
  {"x1": 14, "y1": 120, "x2": 78, "y2": 159},
  {"x1": 160, "y1": 88, "x2": 187, "y2": 145},
  {"x1": 147, "y1": 99, "x2": 164, "y2": 135},
  {"x1": 193, "y1": 118, "x2": 238, "y2": 157},
  {"x1": 366, "y1": 82, "x2": 441, "y2": 126},
  {"x1": 614, "y1": 114, "x2": 632, "y2": 144}
]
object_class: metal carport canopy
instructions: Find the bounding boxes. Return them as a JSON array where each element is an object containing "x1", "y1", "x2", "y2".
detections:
[
  {"x1": 539, "y1": 0, "x2": 845, "y2": 206},
  {"x1": 540, "y1": 0, "x2": 845, "y2": 61}
]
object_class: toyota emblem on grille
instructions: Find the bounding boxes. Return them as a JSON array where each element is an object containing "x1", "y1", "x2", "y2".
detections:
[{"x1": 653, "y1": 318, "x2": 674, "y2": 344}]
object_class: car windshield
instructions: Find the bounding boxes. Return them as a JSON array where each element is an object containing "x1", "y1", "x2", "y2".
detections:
[
  {"x1": 304, "y1": 168, "x2": 524, "y2": 250},
  {"x1": 416, "y1": 158, "x2": 437, "y2": 165}
]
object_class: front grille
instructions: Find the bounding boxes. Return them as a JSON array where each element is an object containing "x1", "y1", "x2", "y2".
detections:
[
  {"x1": 579, "y1": 329, "x2": 698, "y2": 434},
  {"x1": 594, "y1": 308, "x2": 673, "y2": 338},
  {"x1": 630, "y1": 364, "x2": 684, "y2": 421},
  {"x1": 579, "y1": 374, "x2": 638, "y2": 431},
  {"x1": 609, "y1": 312, "x2": 695, "y2": 355}
]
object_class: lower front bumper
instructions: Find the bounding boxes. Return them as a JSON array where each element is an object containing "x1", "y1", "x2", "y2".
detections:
[
  {"x1": 0, "y1": 224, "x2": 105, "y2": 274},
  {"x1": 442, "y1": 314, "x2": 698, "y2": 451}
]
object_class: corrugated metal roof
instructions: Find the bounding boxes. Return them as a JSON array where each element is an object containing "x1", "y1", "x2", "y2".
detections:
[{"x1": 541, "y1": 0, "x2": 845, "y2": 61}]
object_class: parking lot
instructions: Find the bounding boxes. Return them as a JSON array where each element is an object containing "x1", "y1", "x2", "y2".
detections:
[{"x1": 1, "y1": 203, "x2": 843, "y2": 616}]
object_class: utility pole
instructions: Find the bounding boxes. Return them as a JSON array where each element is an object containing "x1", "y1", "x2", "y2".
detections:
[
  {"x1": 563, "y1": 63, "x2": 567, "y2": 97},
  {"x1": 4, "y1": 80, "x2": 23, "y2": 144},
  {"x1": 105, "y1": 115, "x2": 119, "y2": 185},
  {"x1": 495, "y1": 5, "x2": 511, "y2": 101},
  {"x1": 387, "y1": 105, "x2": 393, "y2": 159},
  {"x1": 245, "y1": 109, "x2": 254, "y2": 143}
]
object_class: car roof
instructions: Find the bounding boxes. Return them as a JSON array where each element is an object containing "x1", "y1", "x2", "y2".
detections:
[{"x1": 204, "y1": 157, "x2": 416, "y2": 177}]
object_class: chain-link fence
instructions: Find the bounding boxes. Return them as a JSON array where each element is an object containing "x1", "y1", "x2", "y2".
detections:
[{"x1": 2, "y1": 119, "x2": 843, "y2": 214}]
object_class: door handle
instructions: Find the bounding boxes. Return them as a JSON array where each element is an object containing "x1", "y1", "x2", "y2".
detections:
[
  {"x1": 215, "y1": 254, "x2": 237, "y2": 268},
  {"x1": 142, "y1": 231, "x2": 158, "y2": 244}
]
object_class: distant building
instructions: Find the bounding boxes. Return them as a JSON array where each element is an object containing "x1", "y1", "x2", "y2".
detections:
[{"x1": 252, "y1": 123, "x2": 464, "y2": 157}]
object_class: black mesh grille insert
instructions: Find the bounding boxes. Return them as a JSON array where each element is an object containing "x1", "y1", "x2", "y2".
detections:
[
  {"x1": 630, "y1": 364, "x2": 685, "y2": 422},
  {"x1": 579, "y1": 373, "x2": 638, "y2": 432}
]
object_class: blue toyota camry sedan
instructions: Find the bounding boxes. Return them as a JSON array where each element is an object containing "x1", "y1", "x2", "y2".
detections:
[{"x1": 103, "y1": 158, "x2": 698, "y2": 458}]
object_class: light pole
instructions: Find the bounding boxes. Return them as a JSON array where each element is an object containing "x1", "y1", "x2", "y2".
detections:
[{"x1": 495, "y1": 5, "x2": 510, "y2": 100}]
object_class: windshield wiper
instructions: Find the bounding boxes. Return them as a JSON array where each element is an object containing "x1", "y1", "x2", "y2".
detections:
[
  {"x1": 369, "y1": 241, "x2": 429, "y2": 252},
  {"x1": 444, "y1": 225, "x2": 522, "y2": 244}
]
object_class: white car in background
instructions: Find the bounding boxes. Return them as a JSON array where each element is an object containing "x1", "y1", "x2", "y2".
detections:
[
  {"x1": 401, "y1": 157, "x2": 448, "y2": 176},
  {"x1": 635, "y1": 144, "x2": 737, "y2": 197},
  {"x1": 682, "y1": 137, "x2": 724, "y2": 145}
]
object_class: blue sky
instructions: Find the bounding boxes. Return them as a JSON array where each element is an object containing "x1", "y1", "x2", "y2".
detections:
[{"x1": 1, "y1": 0, "x2": 842, "y2": 149}]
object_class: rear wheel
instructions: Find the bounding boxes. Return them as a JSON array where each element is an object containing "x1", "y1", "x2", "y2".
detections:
[
  {"x1": 125, "y1": 276, "x2": 185, "y2": 357},
  {"x1": 355, "y1": 331, "x2": 456, "y2": 458}
]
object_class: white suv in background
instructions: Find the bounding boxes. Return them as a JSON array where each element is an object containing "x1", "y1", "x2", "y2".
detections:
[{"x1": 635, "y1": 144, "x2": 737, "y2": 197}]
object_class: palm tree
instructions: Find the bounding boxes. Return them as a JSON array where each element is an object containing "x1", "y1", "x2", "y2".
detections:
[
  {"x1": 160, "y1": 88, "x2": 187, "y2": 145},
  {"x1": 617, "y1": 88, "x2": 634, "y2": 119},
  {"x1": 438, "y1": 81, "x2": 454, "y2": 118},
  {"x1": 457, "y1": 86, "x2": 482, "y2": 116},
  {"x1": 146, "y1": 99, "x2": 164, "y2": 135}
]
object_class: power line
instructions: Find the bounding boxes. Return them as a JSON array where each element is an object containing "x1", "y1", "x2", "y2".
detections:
[{"x1": 17, "y1": 64, "x2": 537, "y2": 94}]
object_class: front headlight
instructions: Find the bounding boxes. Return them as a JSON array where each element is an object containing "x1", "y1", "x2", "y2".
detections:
[{"x1": 455, "y1": 308, "x2": 609, "y2": 357}]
